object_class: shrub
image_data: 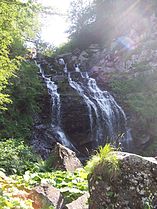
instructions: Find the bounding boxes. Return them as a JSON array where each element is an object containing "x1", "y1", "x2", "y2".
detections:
[
  {"x1": 0, "y1": 139, "x2": 42, "y2": 175},
  {"x1": 110, "y1": 70, "x2": 157, "y2": 155},
  {"x1": 0, "y1": 61, "x2": 45, "y2": 140}
]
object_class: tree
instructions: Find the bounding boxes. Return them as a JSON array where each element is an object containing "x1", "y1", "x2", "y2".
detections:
[
  {"x1": 67, "y1": 0, "x2": 157, "y2": 48},
  {"x1": 68, "y1": 0, "x2": 96, "y2": 49},
  {"x1": 0, "y1": 0, "x2": 40, "y2": 109}
]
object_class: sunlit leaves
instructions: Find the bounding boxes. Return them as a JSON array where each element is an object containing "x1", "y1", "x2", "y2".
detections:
[
  {"x1": 0, "y1": 0, "x2": 40, "y2": 109},
  {"x1": 0, "y1": 139, "x2": 41, "y2": 175},
  {"x1": 13, "y1": 168, "x2": 88, "y2": 204}
]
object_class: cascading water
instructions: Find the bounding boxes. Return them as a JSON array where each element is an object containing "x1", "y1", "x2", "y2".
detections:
[
  {"x1": 68, "y1": 72, "x2": 101, "y2": 146},
  {"x1": 36, "y1": 62, "x2": 74, "y2": 150},
  {"x1": 36, "y1": 59, "x2": 132, "y2": 153},
  {"x1": 70, "y1": 64, "x2": 132, "y2": 150}
]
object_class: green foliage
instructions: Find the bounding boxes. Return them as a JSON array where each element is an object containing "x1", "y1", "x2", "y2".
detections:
[
  {"x1": 132, "y1": 61, "x2": 150, "y2": 72},
  {"x1": 0, "y1": 0, "x2": 40, "y2": 108},
  {"x1": 0, "y1": 61, "x2": 45, "y2": 139},
  {"x1": 68, "y1": 0, "x2": 96, "y2": 48},
  {"x1": 143, "y1": 140, "x2": 157, "y2": 156},
  {"x1": 0, "y1": 136, "x2": 85, "y2": 206},
  {"x1": 144, "y1": 202, "x2": 153, "y2": 209},
  {"x1": 55, "y1": 40, "x2": 76, "y2": 55},
  {"x1": 0, "y1": 167, "x2": 88, "y2": 208},
  {"x1": 12, "y1": 168, "x2": 88, "y2": 204},
  {"x1": 67, "y1": 0, "x2": 157, "y2": 49},
  {"x1": 0, "y1": 139, "x2": 43, "y2": 175},
  {"x1": 0, "y1": 137, "x2": 88, "y2": 205},
  {"x1": 36, "y1": 40, "x2": 55, "y2": 57},
  {"x1": 85, "y1": 144, "x2": 119, "y2": 179},
  {"x1": 110, "y1": 71, "x2": 157, "y2": 118},
  {"x1": 144, "y1": 40, "x2": 157, "y2": 50},
  {"x1": 110, "y1": 68, "x2": 157, "y2": 155},
  {"x1": 144, "y1": 195, "x2": 154, "y2": 209},
  {"x1": 0, "y1": 170, "x2": 34, "y2": 208}
]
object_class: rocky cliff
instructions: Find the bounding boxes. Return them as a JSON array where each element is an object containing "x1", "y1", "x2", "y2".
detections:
[
  {"x1": 52, "y1": 11, "x2": 157, "y2": 156},
  {"x1": 31, "y1": 11, "x2": 157, "y2": 158}
]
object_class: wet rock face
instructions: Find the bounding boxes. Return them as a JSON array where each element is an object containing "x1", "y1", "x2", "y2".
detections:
[
  {"x1": 32, "y1": 65, "x2": 93, "y2": 157},
  {"x1": 59, "y1": 78, "x2": 93, "y2": 148},
  {"x1": 61, "y1": 96, "x2": 88, "y2": 134},
  {"x1": 31, "y1": 89, "x2": 55, "y2": 159},
  {"x1": 58, "y1": 78, "x2": 93, "y2": 154},
  {"x1": 31, "y1": 124, "x2": 57, "y2": 159},
  {"x1": 88, "y1": 152, "x2": 157, "y2": 209}
]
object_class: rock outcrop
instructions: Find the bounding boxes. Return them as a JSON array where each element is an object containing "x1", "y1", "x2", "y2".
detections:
[
  {"x1": 31, "y1": 66, "x2": 92, "y2": 157},
  {"x1": 50, "y1": 143, "x2": 82, "y2": 172},
  {"x1": 31, "y1": 10, "x2": 157, "y2": 157},
  {"x1": 88, "y1": 152, "x2": 157, "y2": 209}
]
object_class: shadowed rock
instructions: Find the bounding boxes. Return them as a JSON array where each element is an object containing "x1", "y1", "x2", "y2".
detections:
[{"x1": 88, "y1": 152, "x2": 157, "y2": 209}]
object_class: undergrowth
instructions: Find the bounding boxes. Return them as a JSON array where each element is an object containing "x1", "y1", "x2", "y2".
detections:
[
  {"x1": 13, "y1": 169, "x2": 88, "y2": 204},
  {"x1": 0, "y1": 138, "x2": 88, "y2": 208},
  {"x1": 0, "y1": 139, "x2": 43, "y2": 175},
  {"x1": 0, "y1": 141, "x2": 118, "y2": 208},
  {"x1": 0, "y1": 168, "x2": 88, "y2": 208},
  {"x1": 0, "y1": 61, "x2": 45, "y2": 140}
]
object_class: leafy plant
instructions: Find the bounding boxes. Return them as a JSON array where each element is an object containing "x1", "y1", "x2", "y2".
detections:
[
  {"x1": 0, "y1": 139, "x2": 43, "y2": 175},
  {"x1": 0, "y1": 61, "x2": 45, "y2": 140},
  {"x1": 0, "y1": 170, "x2": 33, "y2": 209},
  {"x1": 0, "y1": 167, "x2": 88, "y2": 208},
  {"x1": 13, "y1": 168, "x2": 88, "y2": 204},
  {"x1": 144, "y1": 193, "x2": 154, "y2": 209},
  {"x1": 0, "y1": 0, "x2": 40, "y2": 108},
  {"x1": 85, "y1": 144, "x2": 119, "y2": 180},
  {"x1": 110, "y1": 69, "x2": 157, "y2": 155},
  {"x1": 144, "y1": 199, "x2": 153, "y2": 209}
]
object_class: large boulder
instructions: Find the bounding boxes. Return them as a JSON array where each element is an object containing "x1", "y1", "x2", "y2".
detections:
[
  {"x1": 88, "y1": 152, "x2": 157, "y2": 209},
  {"x1": 29, "y1": 184, "x2": 64, "y2": 209},
  {"x1": 50, "y1": 143, "x2": 82, "y2": 172}
]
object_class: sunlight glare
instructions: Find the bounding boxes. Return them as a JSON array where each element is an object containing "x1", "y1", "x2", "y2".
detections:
[{"x1": 38, "y1": 0, "x2": 71, "y2": 46}]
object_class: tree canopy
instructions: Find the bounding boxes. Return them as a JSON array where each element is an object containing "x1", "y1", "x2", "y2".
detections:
[
  {"x1": 67, "y1": 0, "x2": 157, "y2": 49},
  {"x1": 0, "y1": 0, "x2": 40, "y2": 109}
]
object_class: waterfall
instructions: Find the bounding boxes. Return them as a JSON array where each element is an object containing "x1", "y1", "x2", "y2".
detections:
[
  {"x1": 36, "y1": 59, "x2": 132, "y2": 153},
  {"x1": 68, "y1": 72, "x2": 101, "y2": 145},
  {"x1": 68, "y1": 66, "x2": 132, "y2": 150},
  {"x1": 36, "y1": 62, "x2": 75, "y2": 150}
]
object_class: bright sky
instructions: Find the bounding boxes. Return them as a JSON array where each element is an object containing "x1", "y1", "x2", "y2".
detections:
[{"x1": 38, "y1": 0, "x2": 71, "y2": 46}]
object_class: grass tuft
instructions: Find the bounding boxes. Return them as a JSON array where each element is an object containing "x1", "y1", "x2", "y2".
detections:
[{"x1": 85, "y1": 144, "x2": 119, "y2": 180}]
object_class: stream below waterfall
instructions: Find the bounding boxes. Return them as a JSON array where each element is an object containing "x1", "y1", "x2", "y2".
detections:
[{"x1": 36, "y1": 60, "x2": 133, "y2": 154}]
